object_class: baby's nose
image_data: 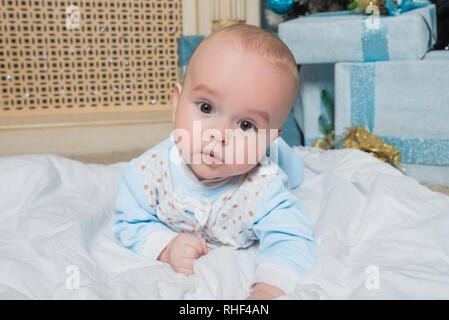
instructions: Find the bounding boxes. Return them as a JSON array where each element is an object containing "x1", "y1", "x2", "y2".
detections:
[
  {"x1": 209, "y1": 130, "x2": 228, "y2": 145},
  {"x1": 209, "y1": 132, "x2": 226, "y2": 145}
]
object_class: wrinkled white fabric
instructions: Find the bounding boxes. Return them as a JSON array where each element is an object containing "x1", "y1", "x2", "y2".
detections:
[{"x1": 0, "y1": 146, "x2": 448, "y2": 299}]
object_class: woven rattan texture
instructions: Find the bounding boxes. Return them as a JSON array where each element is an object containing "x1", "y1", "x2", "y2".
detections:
[{"x1": 0, "y1": 0, "x2": 182, "y2": 117}]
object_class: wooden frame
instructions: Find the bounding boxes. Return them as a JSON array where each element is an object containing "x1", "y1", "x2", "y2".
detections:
[
  {"x1": 0, "y1": 0, "x2": 179, "y2": 160},
  {"x1": 0, "y1": 109, "x2": 173, "y2": 161},
  {"x1": 182, "y1": 0, "x2": 261, "y2": 35}
]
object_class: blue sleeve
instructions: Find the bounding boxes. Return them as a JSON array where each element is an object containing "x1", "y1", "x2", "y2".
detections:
[
  {"x1": 252, "y1": 173, "x2": 318, "y2": 279},
  {"x1": 266, "y1": 137, "x2": 303, "y2": 190},
  {"x1": 111, "y1": 146, "x2": 172, "y2": 256}
]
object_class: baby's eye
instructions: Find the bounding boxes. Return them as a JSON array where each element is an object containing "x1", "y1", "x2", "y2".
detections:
[
  {"x1": 197, "y1": 102, "x2": 213, "y2": 114},
  {"x1": 238, "y1": 120, "x2": 256, "y2": 132}
]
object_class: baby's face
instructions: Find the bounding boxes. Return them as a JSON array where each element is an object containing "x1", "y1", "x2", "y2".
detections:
[{"x1": 172, "y1": 37, "x2": 296, "y2": 180}]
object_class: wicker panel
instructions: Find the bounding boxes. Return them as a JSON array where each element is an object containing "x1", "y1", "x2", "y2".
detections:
[{"x1": 0, "y1": 0, "x2": 182, "y2": 118}]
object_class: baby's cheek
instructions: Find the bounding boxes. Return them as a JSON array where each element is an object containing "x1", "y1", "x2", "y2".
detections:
[
  {"x1": 243, "y1": 134, "x2": 271, "y2": 164},
  {"x1": 233, "y1": 133, "x2": 268, "y2": 163},
  {"x1": 255, "y1": 137, "x2": 270, "y2": 161}
]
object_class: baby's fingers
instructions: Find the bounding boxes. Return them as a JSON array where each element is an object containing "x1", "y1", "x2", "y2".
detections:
[
  {"x1": 175, "y1": 265, "x2": 194, "y2": 276},
  {"x1": 184, "y1": 242, "x2": 203, "y2": 258},
  {"x1": 187, "y1": 236, "x2": 208, "y2": 256},
  {"x1": 183, "y1": 243, "x2": 202, "y2": 258},
  {"x1": 175, "y1": 257, "x2": 197, "y2": 276},
  {"x1": 201, "y1": 238, "x2": 208, "y2": 255}
]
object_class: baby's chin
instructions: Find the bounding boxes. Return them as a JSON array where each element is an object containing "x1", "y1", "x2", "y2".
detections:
[{"x1": 189, "y1": 163, "x2": 257, "y2": 181}]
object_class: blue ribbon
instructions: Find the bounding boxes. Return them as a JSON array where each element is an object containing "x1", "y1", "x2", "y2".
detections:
[
  {"x1": 361, "y1": 19, "x2": 389, "y2": 61},
  {"x1": 381, "y1": 137, "x2": 449, "y2": 166},
  {"x1": 350, "y1": 63, "x2": 376, "y2": 133}
]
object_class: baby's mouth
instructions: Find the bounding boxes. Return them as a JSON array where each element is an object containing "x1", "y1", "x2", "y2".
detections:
[{"x1": 201, "y1": 150, "x2": 223, "y2": 166}]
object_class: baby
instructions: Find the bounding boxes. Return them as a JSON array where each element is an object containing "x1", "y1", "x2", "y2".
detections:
[{"x1": 112, "y1": 24, "x2": 317, "y2": 300}]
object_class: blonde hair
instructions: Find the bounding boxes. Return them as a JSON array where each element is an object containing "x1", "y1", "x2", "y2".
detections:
[{"x1": 184, "y1": 24, "x2": 299, "y2": 93}]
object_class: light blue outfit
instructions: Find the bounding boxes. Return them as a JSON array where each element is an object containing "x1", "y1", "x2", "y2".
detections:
[{"x1": 112, "y1": 137, "x2": 317, "y2": 293}]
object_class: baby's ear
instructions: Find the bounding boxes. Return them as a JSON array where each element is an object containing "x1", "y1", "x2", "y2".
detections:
[{"x1": 172, "y1": 83, "x2": 183, "y2": 123}]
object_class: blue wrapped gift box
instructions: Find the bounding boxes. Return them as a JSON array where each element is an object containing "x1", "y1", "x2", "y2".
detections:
[
  {"x1": 334, "y1": 57, "x2": 449, "y2": 186},
  {"x1": 292, "y1": 63, "x2": 335, "y2": 147},
  {"x1": 278, "y1": 4, "x2": 437, "y2": 64},
  {"x1": 424, "y1": 50, "x2": 449, "y2": 60}
]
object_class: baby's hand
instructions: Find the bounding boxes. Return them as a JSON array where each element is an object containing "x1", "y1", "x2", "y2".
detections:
[
  {"x1": 157, "y1": 233, "x2": 208, "y2": 276},
  {"x1": 246, "y1": 282, "x2": 285, "y2": 300}
]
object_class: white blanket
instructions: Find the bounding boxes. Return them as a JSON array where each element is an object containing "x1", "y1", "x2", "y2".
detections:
[{"x1": 1, "y1": 147, "x2": 448, "y2": 299}]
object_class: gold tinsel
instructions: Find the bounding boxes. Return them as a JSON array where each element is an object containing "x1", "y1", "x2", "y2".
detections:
[
  {"x1": 357, "y1": 0, "x2": 389, "y2": 15},
  {"x1": 313, "y1": 125, "x2": 401, "y2": 169},
  {"x1": 342, "y1": 125, "x2": 400, "y2": 168}
]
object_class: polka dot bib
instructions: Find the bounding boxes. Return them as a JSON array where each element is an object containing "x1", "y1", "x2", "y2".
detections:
[{"x1": 135, "y1": 146, "x2": 279, "y2": 249}]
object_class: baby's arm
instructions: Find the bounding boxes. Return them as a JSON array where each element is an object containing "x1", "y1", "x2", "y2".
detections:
[
  {"x1": 112, "y1": 160, "x2": 207, "y2": 275},
  {"x1": 248, "y1": 175, "x2": 318, "y2": 299},
  {"x1": 112, "y1": 160, "x2": 178, "y2": 259}
]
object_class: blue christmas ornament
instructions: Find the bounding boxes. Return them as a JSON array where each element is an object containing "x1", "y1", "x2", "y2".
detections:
[
  {"x1": 385, "y1": 0, "x2": 430, "y2": 15},
  {"x1": 269, "y1": 0, "x2": 294, "y2": 14}
]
